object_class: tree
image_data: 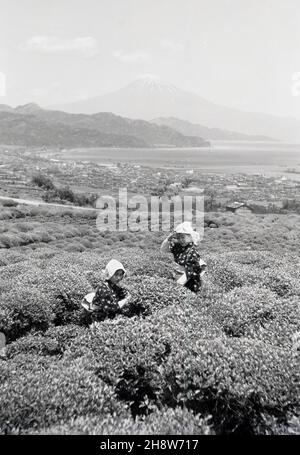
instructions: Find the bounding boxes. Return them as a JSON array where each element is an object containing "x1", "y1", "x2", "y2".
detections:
[{"x1": 31, "y1": 173, "x2": 55, "y2": 191}]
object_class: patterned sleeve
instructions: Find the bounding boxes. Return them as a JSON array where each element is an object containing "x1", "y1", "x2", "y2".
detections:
[
  {"x1": 169, "y1": 236, "x2": 181, "y2": 255},
  {"x1": 91, "y1": 283, "x2": 120, "y2": 317},
  {"x1": 185, "y1": 247, "x2": 202, "y2": 281},
  {"x1": 114, "y1": 285, "x2": 128, "y2": 300},
  {"x1": 168, "y1": 237, "x2": 175, "y2": 252}
]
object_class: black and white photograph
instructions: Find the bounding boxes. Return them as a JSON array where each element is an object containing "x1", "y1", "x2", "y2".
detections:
[{"x1": 0, "y1": 0, "x2": 299, "y2": 441}]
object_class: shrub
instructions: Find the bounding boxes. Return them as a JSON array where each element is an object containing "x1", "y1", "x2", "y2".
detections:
[
  {"x1": 31, "y1": 173, "x2": 55, "y2": 190},
  {"x1": 0, "y1": 209, "x2": 14, "y2": 221},
  {"x1": 159, "y1": 338, "x2": 298, "y2": 433},
  {"x1": 0, "y1": 234, "x2": 298, "y2": 435},
  {"x1": 6, "y1": 257, "x2": 94, "y2": 326},
  {"x1": 30, "y1": 248, "x2": 57, "y2": 261},
  {"x1": 44, "y1": 324, "x2": 88, "y2": 347},
  {"x1": 208, "y1": 285, "x2": 300, "y2": 347},
  {"x1": 80, "y1": 238, "x2": 93, "y2": 249},
  {"x1": 64, "y1": 242, "x2": 86, "y2": 252},
  {"x1": 133, "y1": 407, "x2": 214, "y2": 435},
  {"x1": 130, "y1": 258, "x2": 175, "y2": 280},
  {"x1": 42, "y1": 185, "x2": 96, "y2": 207},
  {"x1": 242, "y1": 296, "x2": 300, "y2": 348},
  {"x1": 207, "y1": 251, "x2": 300, "y2": 297},
  {"x1": 33, "y1": 407, "x2": 214, "y2": 435},
  {"x1": 207, "y1": 255, "x2": 249, "y2": 292},
  {"x1": 260, "y1": 268, "x2": 300, "y2": 297},
  {"x1": 62, "y1": 317, "x2": 174, "y2": 415},
  {"x1": 0, "y1": 233, "x2": 22, "y2": 248},
  {"x1": 125, "y1": 275, "x2": 197, "y2": 316},
  {"x1": 149, "y1": 304, "x2": 224, "y2": 346},
  {"x1": 0, "y1": 199, "x2": 18, "y2": 207},
  {"x1": 253, "y1": 413, "x2": 300, "y2": 435},
  {"x1": 208, "y1": 286, "x2": 279, "y2": 337},
  {"x1": 0, "y1": 355, "x2": 126, "y2": 433},
  {"x1": 6, "y1": 334, "x2": 62, "y2": 358},
  {"x1": 0, "y1": 250, "x2": 27, "y2": 266},
  {"x1": 5, "y1": 325, "x2": 91, "y2": 358},
  {"x1": 62, "y1": 305, "x2": 223, "y2": 416},
  {"x1": 0, "y1": 288, "x2": 54, "y2": 342}
]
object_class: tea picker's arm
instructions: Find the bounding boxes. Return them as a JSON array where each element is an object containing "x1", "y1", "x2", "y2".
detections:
[
  {"x1": 118, "y1": 293, "x2": 132, "y2": 309},
  {"x1": 199, "y1": 258, "x2": 207, "y2": 277},
  {"x1": 161, "y1": 232, "x2": 177, "y2": 252}
]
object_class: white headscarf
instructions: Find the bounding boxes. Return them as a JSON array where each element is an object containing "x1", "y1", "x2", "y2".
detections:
[
  {"x1": 102, "y1": 259, "x2": 126, "y2": 280},
  {"x1": 174, "y1": 221, "x2": 200, "y2": 246}
]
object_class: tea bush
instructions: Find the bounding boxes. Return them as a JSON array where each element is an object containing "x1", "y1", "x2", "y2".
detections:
[
  {"x1": 5, "y1": 257, "x2": 94, "y2": 326},
  {"x1": 44, "y1": 324, "x2": 88, "y2": 346},
  {"x1": 207, "y1": 251, "x2": 300, "y2": 297},
  {"x1": 207, "y1": 255, "x2": 251, "y2": 292},
  {"x1": 0, "y1": 249, "x2": 27, "y2": 266},
  {"x1": 207, "y1": 286, "x2": 300, "y2": 345},
  {"x1": 5, "y1": 325, "x2": 89, "y2": 358},
  {"x1": 149, "y1": 304, "x2": 225, "y2": 347},
  {"x1": 0, "y1": 288, "x2": 54, "y2": 342},
  {"x1": 242, "y1": 296, "x2": 300, "y2": 347},
  {"x1": 62, "y1": 317, "x2": 173, "y2": 415},
  {"x1": 159, "y1": 338, "x2": 299, "y2": 433},
  {"x1": 6, "y1": 334, "x2": 62, "y2": 358},
  {"x1": 61, "y1": 306, "x2": 224, "y2": 416},
  {"x1": 58, "y1": 309, "x2": 299, "y2": 433},
  {"x1": 0, "y1": 354, "x2": 126, "y2": 433},
  {"x1": 132, "y1": 407, "x2": 214, "y2": 435},
  {"x1": 125, "y1": 275, "x2": 197, "y2": 316},
  {"x1": 264, "y1": 414, "x2": 300, "y2": 435},
  {"x1": 259, "y1": 268, "x2": 300, "y2": 297},
  {"x1": 34, "y1": 407, "x2": 213, "y2": 435},
  {"x1": 0, "y1": 199, "x2": 18, "y2": 207},
  {"x1": 0, "y1": 206, "x2": 299, "y2": 434},
  {"x1": 208, "y1": 286, "x2": 279, "y2": 337},
  {"x1": 129, "y1": 254, "x2": 175, "y2": 280}
]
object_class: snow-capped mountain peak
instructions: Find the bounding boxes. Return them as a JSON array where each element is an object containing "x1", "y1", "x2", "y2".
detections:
[
  {"x1": 48, "y1": 77, "x2": 300, "y2": 141},
  {"x1": 127, "y1": 74, "x2": 178, "y2": 94}
]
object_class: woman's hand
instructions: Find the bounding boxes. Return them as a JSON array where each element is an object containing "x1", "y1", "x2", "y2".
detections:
[
  {"x1": 177, "y1": 272, "x2": 188, "y2": 285},
  {"x1": 161, "y1": 233, "x2": 174, "y2": 251},
  {"x1": 118, "y1": 293, "x2": 132, "y2": 309}
]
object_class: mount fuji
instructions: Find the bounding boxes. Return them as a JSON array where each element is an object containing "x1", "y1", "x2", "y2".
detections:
[{"x1": 50, "y1": 75, "x2": 300, "y2": 142}]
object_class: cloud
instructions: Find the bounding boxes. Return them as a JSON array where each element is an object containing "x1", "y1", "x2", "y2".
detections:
[
  {"x1": 113, "y1": 49, "x2": 151, "y2": 63},
  {"x1": 18, "y1": 36, "x2": 99, "y2": 57},
  {"x1": 161, "y1": 39, "x2": 184, "y2": 53}
]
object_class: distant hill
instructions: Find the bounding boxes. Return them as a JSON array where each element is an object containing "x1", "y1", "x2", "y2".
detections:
[
  {"x1": 0, "y1": 104, "x2": 14, "y2": 112},
  {"x1": 0, "y1": 111, "x2": 147, "y2": 147},
  {"x1": 0, "y1": 105, "x2": 209, "y2": 148},
  {"x1": 50, "y1": 75, "x2": 300, "y2": 142},
  {"x1": 152, "y1": 117, "x2": 275, "y2": 141},
  {"x1": 14, "y1": 103, "x2": 43, "y2": 115}
]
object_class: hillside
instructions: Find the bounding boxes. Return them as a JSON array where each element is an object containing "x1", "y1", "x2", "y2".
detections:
[
  {"x1": 152, "y1": 117, "x2": 275, "y2": 141},
  {"x1": 0, "y1": 200, "x2": 299, "y2": 435},
  {"x1": 50, "y1": 75, "x2": 300, "y2": 142},
  {"x1": 0, "y1": 111, "x2": 147, "y2": 147},
  {"x1": 0, "y1": 150, "x2": 299, "y2": 435},
  {"x1": 0, "y1": 104, "x2": 14, "y2": 113},
  {"x1": 0, "y1": 105, "x2": 209, "y2": 148}
]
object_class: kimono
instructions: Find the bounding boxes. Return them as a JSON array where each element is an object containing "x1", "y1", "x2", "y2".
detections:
[
  {"x1": 169, "y1": 238, "x2": 203, "y2": 293},
  {"x1": 84, "y1": 280, "x2": 129, "y2": 322}
]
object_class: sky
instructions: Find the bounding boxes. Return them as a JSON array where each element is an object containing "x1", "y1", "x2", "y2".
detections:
[{"x1": 1, "y1": 0, "x2": 300, "y2": 119}]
